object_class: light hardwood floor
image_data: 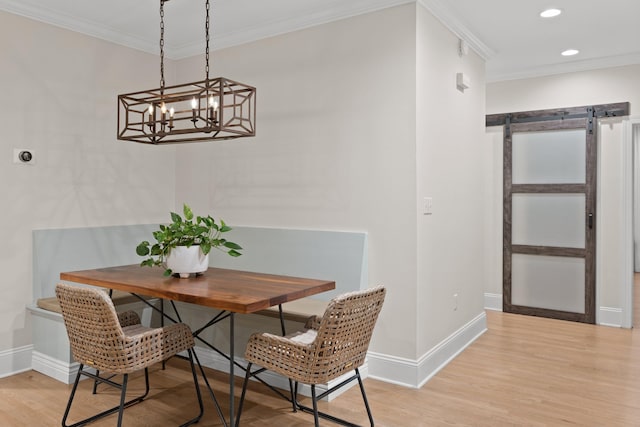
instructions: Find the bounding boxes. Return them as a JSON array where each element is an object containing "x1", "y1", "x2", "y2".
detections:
[{"x1": 3, "y1": 310, "x2": 640, "y2": 426}]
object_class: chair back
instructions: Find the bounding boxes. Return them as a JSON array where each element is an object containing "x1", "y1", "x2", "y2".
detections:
[
  {"x1": 55, "y1": 283, "x2": 126, "y2": 372},
  {"x1": 311, "y1": 285, "x2": 386, "y2": 383}
]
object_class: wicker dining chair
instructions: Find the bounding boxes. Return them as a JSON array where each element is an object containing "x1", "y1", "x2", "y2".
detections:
[
  {"x1": 237, "y1": 285, "x2": 386, "y2": 427},
  {"x1": 55, "y1": 282, "x2": 203, "y2": 427}
]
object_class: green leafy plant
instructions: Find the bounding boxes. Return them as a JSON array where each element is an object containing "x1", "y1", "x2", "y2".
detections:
[{"x1": 136, "y1": 203, "x2": 242, "y2": 276}]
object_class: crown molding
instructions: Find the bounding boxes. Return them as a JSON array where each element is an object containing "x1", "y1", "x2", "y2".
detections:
[
  {"x1": 8, "y1": 0, "x2": 632, "y2": 82},
  {"x1": 0, "y1": 0, "x2": 415, "y2": 59},
  {"x1": 0, "y1": 0, "x2": 157, "y2": 55},
  {"x1": 487, "y1": 52, "x2": 640, "y2": 83},
  {"x1": 0, "y1": 0, "x2": 493, "y2": 62},
  {"x1": 417, "y1": 0, "x2": 494, "y2": 60},
  {"x1": 170, "y1": 0, "x2": 414, "y2": 59}
]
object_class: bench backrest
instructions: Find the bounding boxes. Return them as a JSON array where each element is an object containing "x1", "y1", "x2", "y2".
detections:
[{"x1": 33, "y1": 225, "x2": 367, "y2": 301}]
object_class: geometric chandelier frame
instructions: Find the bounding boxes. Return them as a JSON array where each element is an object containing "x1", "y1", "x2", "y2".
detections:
[
  {"x1": 117, "y1": 0, "x2": 256, "y2": 145},
  {"x1": 117, "y1": 77, "x2": 256, "y2": 144}
]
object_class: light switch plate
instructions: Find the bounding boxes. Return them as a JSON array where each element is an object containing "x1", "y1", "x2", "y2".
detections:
[{"x1": 423, "y1": 197, "x2": 433, "y2": 215}]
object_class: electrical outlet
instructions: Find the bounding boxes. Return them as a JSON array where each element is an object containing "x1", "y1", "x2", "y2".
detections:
[{"x1": 453, "y1": 293, "x2": 458, "y2": 311}]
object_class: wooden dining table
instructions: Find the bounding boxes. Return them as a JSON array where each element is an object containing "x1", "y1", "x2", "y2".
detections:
[{"x1": 60, "y1": 264, "x2": 335, "y2": 426}]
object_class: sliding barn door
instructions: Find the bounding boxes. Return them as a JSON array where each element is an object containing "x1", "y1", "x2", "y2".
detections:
[
  {"x1": 506, "y1": 119, "x2": 594, "y2": 322},
  {"x1": 487, "y1": 103, "x2": 629, "y2": 324}
]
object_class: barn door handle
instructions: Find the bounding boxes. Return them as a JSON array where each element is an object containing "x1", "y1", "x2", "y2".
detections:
[{"x1": 588, "y1": 213, "x2": 593, "y2": 229}]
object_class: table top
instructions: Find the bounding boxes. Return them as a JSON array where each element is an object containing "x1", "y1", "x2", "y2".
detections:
[{"x1": 60, "y1": 264, "x2": 335, "y2": 314}]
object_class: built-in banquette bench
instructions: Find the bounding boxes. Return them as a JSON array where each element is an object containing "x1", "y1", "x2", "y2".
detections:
[{"x1": 28, "y1": 224, "x2": 367, "y2": 384}]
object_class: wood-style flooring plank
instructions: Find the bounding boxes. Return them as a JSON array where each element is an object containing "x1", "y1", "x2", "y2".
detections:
[{"x1": 3, "y1": 310, "x2": 640, "y2": 426}]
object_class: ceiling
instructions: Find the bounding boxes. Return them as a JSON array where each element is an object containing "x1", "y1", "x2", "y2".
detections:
[{"x1": 1, "y1": 0, "x2": 639, "y2": 82}]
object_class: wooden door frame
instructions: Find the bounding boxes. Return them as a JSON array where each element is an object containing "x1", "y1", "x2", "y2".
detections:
[{"x1": 487, "y1": 103, "x2": 630, "y2": 324}]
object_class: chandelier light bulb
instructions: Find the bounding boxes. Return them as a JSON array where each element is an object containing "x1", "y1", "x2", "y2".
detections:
[
  {"x1": 147, "y1": 104, "x2": 155, "y2": 127},
  {"x1": 169, "y1": 107, "x2": 175, "y2": 117},
  {"x1": 208, "y1": 95, "x2": 218, "y2": 122},
  {"x1": 160, "y1": 103, "x2": 167, "y2": 114},
  {"x1": 190, "y1": 97, "x2": 198, "y2": 122}
]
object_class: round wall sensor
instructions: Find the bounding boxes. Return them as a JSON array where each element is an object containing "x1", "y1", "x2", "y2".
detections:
[
  {"x1": 19, "y1": 151, "x2": 33, "y2": 162},
  {"x1": 13, "y1": 148, "x2": 36, "y2": 165}
]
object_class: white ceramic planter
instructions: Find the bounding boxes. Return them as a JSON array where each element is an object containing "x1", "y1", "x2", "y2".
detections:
[{"x1": 165, "y1": 246, "x2": 209, "y2": 278}]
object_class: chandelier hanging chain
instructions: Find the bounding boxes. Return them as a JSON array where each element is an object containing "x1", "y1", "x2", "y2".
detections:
[
  {"x1": 205, "y1": 0, "x2": 210, "y2": 80},
  {"x1": 117, "y1": 0, "x2": 256, "y2": 144},
  {"x1": 160, "y1": 0, "x2": 166, "y2": 93}
]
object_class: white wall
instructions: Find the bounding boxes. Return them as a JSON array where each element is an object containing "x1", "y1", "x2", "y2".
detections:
[
  {"x1": 174, "y1": 5, "x2": 420, "y2": 360},
  {"x1": 487, "y1": 65, "x2": 640, "y2": 115},
  {"x1": 486, "y1": 65, "x2": 640, "y2": 324},
  {"x1": 173, "y1": 3, "x2": 487, "y2": 384},
  {"x1": 415, "y1": 6, "x2": 486, "y2": 355},
  {"x1": 0, "y1": 11, "x2": 177, "y2": 352},
  {"x1": 1, "y1": 3, "x2": 488, "y2": 387}
]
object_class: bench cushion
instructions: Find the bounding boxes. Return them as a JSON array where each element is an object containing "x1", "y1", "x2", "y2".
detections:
[
  {"x1": 36, "y1": 289, "x2": 146, "y2": 314},
  {"x1": 38, "y1": 288, "x2": 323, "y2": 324},
  {"x1": 256, "y1": 299, "x2": 327, "y2": 323}
]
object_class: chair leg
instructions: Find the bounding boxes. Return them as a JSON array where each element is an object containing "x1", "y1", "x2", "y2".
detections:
[
  {"x1": 236, "y1": 362, "x2": 253, "y2": 427},
  {"x1": 180, "y1": 349, "x2": 204, "y2": 427},
  {"x1": 292, "y1": 381, "x2": 300, "y2": 413},
  {"x1": 311, "y1": 384, "x2": 320, "y2": 427},
  {"x1": 92, "y1": 369, "x2": 122, "y2": 396},
  {"x1": 61, "y1": 366, "x2": 149, "y2": 427},
  {"x1": 356, "y1": 368, "x2": 374, "y2": 427},
  {"x1": 116, "y1": 374, "x2": 129, "y2": 427},
  {"x1": 289, "y1": 379, "x2": 297, "y2": 412},
  {"x1": 192, "y1": 350, "x2": 226, "y2": 424},
  {"x1": 62, "y1": 364, "x2": 84, "y2": 427},
  {"x1": 288, "y1": 370, "x2": 374, "y2": 427},
  {"x1": 142, "y1": 367, "x2": 150, "y2": 399},
  {"x1": 92, "y1": 369, "x2": 100, "y2": 394}
]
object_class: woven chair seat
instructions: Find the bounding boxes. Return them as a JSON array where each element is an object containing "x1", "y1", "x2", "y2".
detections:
[
  {"x1": 55, "y1": 283, "x2": 203, "y2": 427},
  {"x1": 245, "y1": 286, "x2": 385, "y2": 385},
  {"x1": 57, "y1": 283, "x2": 194, "y2": 374},
  {"x1": 239, "y1": 285, "x2": 386, "y2": 426}
]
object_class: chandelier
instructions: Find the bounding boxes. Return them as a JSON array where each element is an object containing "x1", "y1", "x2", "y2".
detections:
[{"x1": 117, "y1": 0, "x2": 256, "y2": 144}]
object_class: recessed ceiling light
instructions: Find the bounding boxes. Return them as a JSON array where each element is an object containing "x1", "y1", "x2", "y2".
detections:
[
  {"x1": 561, "y1": 49, "x2": 580, "y2": 56},
  {"x1": 540, "y1": 8, "x2": 562, "y2": 18}
]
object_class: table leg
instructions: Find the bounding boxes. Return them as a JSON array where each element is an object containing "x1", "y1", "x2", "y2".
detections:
[
  {"x1": 161, "y1": 299, "x2": 166, "y2": 370},
  {"x1": 229, "y1": 312, "x2": 235, "y2": 427}
]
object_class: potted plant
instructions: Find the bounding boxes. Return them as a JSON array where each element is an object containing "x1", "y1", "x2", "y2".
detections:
[{"x1": 136, "y1": 203, "x2": 242, "y2": 278}]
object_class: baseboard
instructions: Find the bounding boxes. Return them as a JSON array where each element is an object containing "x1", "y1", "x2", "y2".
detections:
[
  {"x1": 484, "y1": 293, "x2": 624, "y2": 328},
  {"x1": 599, "y1": 306, "x2": 623, "y2": 327},
  {"x1": 31, "y1": 350, "x2": 81, "y2": 384},
  {"x1": 20, "y1": 301, "x2": 626, "y2": 393},
  {"x1": 24, "y1": 303, "x2": 491, "y2": 391},
  {"x1": 367, "y1": 311, "x2": 487, "y2": 388},
  {"x1": 25, "y1": 343, "x2": 360, "y2": 400},
  {"x1": 191, "y1": 347, "x2": 364, "y2": 401},
  {"x1": 0, "y1": 345, "x2": 33, "y2": 379},
  {"x1": 484, "y1": 293, "x2": 502, "y2": 311}
]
